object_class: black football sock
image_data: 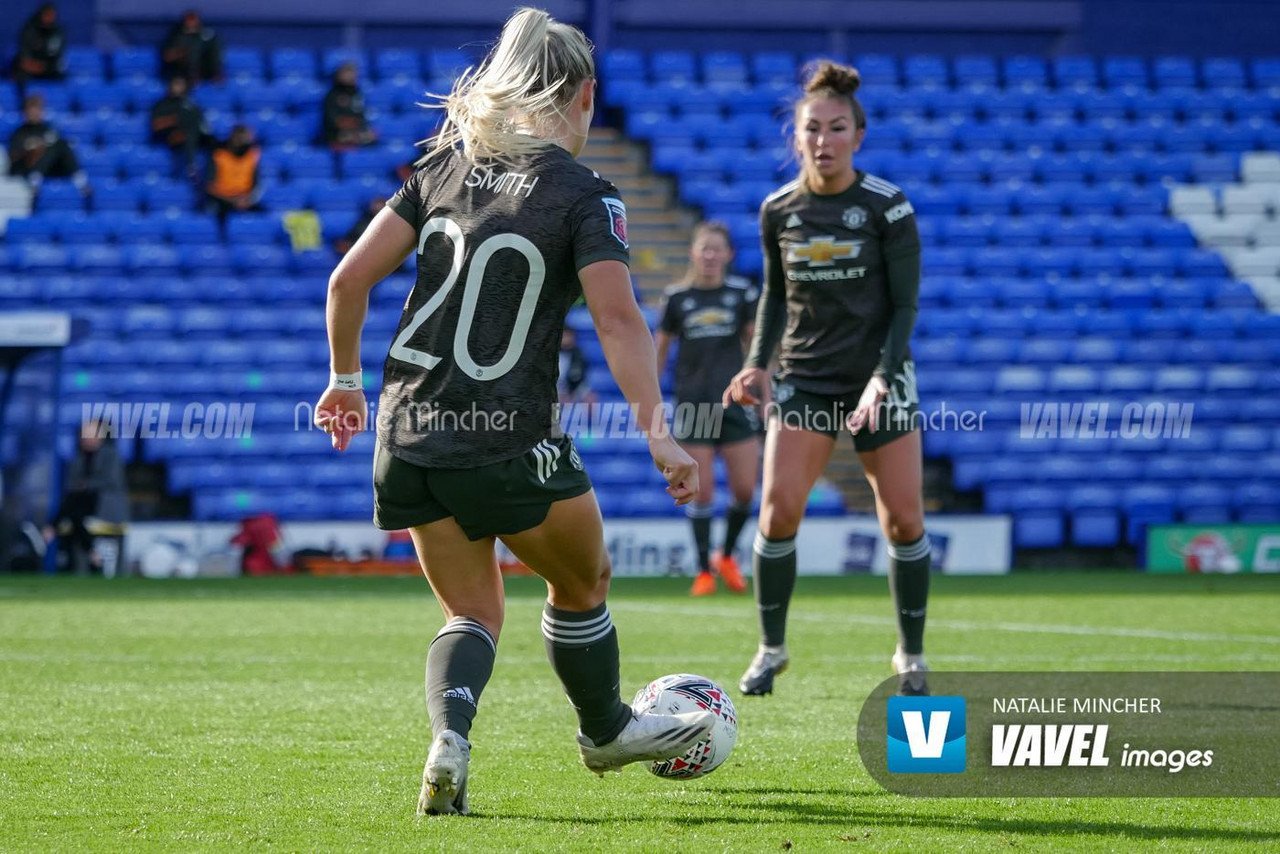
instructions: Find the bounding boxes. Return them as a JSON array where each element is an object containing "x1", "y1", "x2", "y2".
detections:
[
  {"x1": 752, "y1": 532, "x2": 797, "y2": 647},
  {"x1": 542, "y1": 601, "x2": 631, "y2": 745},
  {"x1": 722, "y1": 501, "x2": 753, "y2": 559},
  {"x1": 425, "y1": 617, "x2": 497, "y2": 740},
  {"x1": 888, "y1": 534, "x2": 931, "y2": 655},
  {"x1": 687, "y1": 502, "x2": 713, "y2": 572}
]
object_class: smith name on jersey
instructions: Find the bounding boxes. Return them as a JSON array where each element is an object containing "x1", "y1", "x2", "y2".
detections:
[
  {"x1": 380, "y1": 144, "x2": 629, "y2": 468},
  {"x1": 760, "y1": 171, "x2": 920, "y2": 397}
]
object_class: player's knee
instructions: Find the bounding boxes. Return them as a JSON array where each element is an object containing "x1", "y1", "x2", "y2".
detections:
[
  {"x1": 549, "y1": 552, "x2": 611, "y2": 611},
  {"x1": 759, "y1": 495, "x2": 804, "y2": 539},
  {"x1": 884, "y1": 508, "x2": 924, "y2": 544}
]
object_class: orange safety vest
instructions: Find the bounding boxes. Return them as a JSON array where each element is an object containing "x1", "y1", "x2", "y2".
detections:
[{"x1": 208, "y1": 147, "x2": 260, "y2": 198}]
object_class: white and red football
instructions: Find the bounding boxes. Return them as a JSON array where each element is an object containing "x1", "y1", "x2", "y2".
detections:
[{"x1": 633, "y1": 673, "x2": 738, "y2": 779}]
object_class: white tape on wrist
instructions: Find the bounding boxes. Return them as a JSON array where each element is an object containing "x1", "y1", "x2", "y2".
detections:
[{"x1": 330, "y1": 371, "x2": 363, "y2": 391}]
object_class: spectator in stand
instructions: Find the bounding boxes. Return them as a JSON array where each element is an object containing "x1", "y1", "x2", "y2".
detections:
[
  {"x1": 7, "y1": 94, "x2": 89, "y2": 197},
  {"x1": 333, "y1": 196, "x2": 386, "y2": 255},
  {"x1": 558, "y1": 328, "x2": 595, "y2": 406},
  {"x1": 12, "y1": 3, "x2": 66, "y2": 91},
  {"x1": 205, "y1": 124, "x2": 262, "y2": 223},
  {"x1": 322, "y1": 62, "x2": 377, "y2": 150},
  {"x1": 160, "y1": 9, "x2": 224, "y2": 85},
  {"x1": 45, "y1": 418, "x2": 129, "y2": 576},
  {"x1": 150, "y1": 75, "x2": 213, "y2": 180}
]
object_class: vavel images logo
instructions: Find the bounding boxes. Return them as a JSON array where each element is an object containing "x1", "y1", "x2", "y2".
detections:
[{"x1": 887, "y1": 696, "x2": 967, "y2": 773}]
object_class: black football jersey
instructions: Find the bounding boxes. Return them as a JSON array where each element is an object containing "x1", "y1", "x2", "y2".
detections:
[
  {"x1": 380, "y1": 144, "x2": 630, "y2": 468},
  {"x1": 759, "y1": 171, "x2": 920, "y2": 396},
  {"x1": 659, "y1": 277, "x2": 758, "y2": 404}
]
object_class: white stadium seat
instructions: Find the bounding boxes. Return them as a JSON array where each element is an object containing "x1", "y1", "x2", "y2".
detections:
[
  {"x1": 1221, "y1": 185, "x2": 1276, "y2": 217},
  {"x1": 1189, "y1": 213, "x2": 1260, "y2": 248},
  {"x1": 1169, "y1": 185, "x2": 1217, "y2": 217},
  {"x1": 1242, "y1": 152, "x2": 1280, "y2": 185}
]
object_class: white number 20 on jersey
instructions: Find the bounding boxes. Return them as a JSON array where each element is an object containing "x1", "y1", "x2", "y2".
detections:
[{"x1": 389, "y1": 216, "x2": 546, "y2": 381}]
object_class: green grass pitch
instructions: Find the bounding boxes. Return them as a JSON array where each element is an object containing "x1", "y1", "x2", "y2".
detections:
[{"x1": 1, "y1": 572, "x2": 1277, "y2": 851}]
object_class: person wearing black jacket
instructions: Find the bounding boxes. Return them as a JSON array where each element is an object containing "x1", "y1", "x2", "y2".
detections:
[
  {"x1": 160, "y1": 10, "x2": 223, "y2": 85},
  {"x1": 7, "y1": 94, "x2": 89, "y2": 196},
  {"x1": 13, "y1": 3, "x2": 66, "y2": 89},
  {"x1": 150, "y1": 75, "x2": 212, "y2": 179},
  {"x1": 322, "y1": 62, "x2": 377, "y2": 150},
  {"x1": 47, "y1": 420, "x2": 130, "y2": 576}
]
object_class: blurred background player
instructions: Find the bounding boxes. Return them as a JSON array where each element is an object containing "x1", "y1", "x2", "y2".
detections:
[
  {"x1": 322, "y1": 61, "x2": 378, "y2": 150},
  {"x1": 12, "y1": 3, "x2": 65, "y2": 92},
  {"x1": 7, "y1": 93, "x2": 89, "y2": 198},
  {"x1": 725, "y1": 61, "x2": 930, "y2": 697},
  {"x1": 312, "y1": 8, "x2": 714, "y2": 817},
  {"x1": 160, "y1": 9, "x2": 223, "y2": 86},
  {"x1": 656, "y1": 221, "x2": 760, "y2": 596}
]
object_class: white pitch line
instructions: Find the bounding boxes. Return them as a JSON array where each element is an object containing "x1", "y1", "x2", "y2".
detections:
[{"x1": 614, "y1": 602, "x2": 1280, "y2": 646}]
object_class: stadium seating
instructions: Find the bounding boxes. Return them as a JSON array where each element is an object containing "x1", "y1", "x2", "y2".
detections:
[{"x1": 5, "y1": 47, "x2": 1279, "y2": 535}]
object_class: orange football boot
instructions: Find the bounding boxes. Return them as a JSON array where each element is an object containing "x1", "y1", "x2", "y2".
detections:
[
  {"x1": 716, "y1": 553, "x2": 748, "y2": 594},
  {"x1": 690, "y1": 571, "x2": 717, "y2": 596}
]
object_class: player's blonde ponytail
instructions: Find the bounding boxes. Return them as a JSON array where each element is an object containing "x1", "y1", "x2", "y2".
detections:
[{"x1": 427, "y1": 7, "x2": 595, "y2": 164}]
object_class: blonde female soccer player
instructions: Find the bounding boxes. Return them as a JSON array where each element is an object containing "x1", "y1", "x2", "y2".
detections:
[{"x1": 314, "y1": 8, "x2": 713, "y2": 815}]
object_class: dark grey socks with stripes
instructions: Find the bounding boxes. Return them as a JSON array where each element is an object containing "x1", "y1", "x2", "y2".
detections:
[
  {"x1": 541, "y1": 601, "x2": 631, "y2": 746},
  {"x1": 723, "y1": 501, "x2": 752, "y2": 559},
  {"x1": 888, "y1": 534, "x2": 931, "y2": 655},
  {"x1": 753, "y1": 532, "x2": 797, "y2": 647},
  {"x1": 425, "y1": 617, "x2": 497, "y2": 740},
  {"x1": 687, "y1": 502, "x2": 714, "y2": 572}
]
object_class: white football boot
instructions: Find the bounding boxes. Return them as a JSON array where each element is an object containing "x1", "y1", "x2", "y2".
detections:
[
  {"x1": 417, "y1": 730, "x2": 470, "y2": 816},
  {"x1": 577, "y1": 709, "x2": 715, "y2": 777},
  {"x1": 738, "y1": 644, "x2": 789, "y2": 696},
  {"x1": 891, "y1": 647, "x2": 930, "y2": 696}
]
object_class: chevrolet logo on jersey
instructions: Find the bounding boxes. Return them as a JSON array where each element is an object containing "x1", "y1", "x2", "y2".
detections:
[{"x1": 787, "y1": 236, "x2": 863, "y2": 267}]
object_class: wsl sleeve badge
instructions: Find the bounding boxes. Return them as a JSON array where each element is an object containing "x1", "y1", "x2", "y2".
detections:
[{"x1": 602, "y1": 197, "x2": 628, "y2": 248}]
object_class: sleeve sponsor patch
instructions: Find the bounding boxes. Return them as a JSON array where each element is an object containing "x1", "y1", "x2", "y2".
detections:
[
  {"x1": 602, "y1": 197, "x2": 628, "y2": 248},
  {"x1": 885, "y1": 201, "x2": 915, "y2": 224}
]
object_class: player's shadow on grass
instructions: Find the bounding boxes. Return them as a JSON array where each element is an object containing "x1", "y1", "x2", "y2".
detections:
[{"x1": 476, "y1": 799, "x2": 1280, "y2": 844}]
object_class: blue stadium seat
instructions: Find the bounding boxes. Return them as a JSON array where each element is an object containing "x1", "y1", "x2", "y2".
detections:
[
  {"x1": 1202, "y1": 57, "x2": 1247, "y2": 90},
  {"x1": 1122, "y1": 484, "x2": 1176, "y2": 543},
  {"x1": 751, "y1": 52, "x2": 795, "y2": 86},
  {"x1": 232, "y1": 244, "x2": 290, "y2": 274},
  {"x1": 322, "y1": 47, "x2": 367, "y2": 77},
  {"x1": 1219, "y1": 426, "x2": 1271, "y2": 454},
  {"x1": 34, "y1": 181, "x2": 85, "y2": 213},
  {"x1": 1179, "y1": 484, "x2": 1233, "y2": 523},
  {"x1": 65, "y1": 46, "x2": 105, "y2": 81},
  {"x1": 269, "y1": 48, "x2": 316, "y2": 80},
  {"x1": 368, "y1": 48, "x2": 418, "y2": 83},
  {"x1": 5, "y1": 216, "x2": 60, "y2": 244},
  {"x1": 702, "y1": 51, "x2": 748, "y2": 87},
  {"x1": 650, "y1": 50, "x2": 697, "y2": 85},
  {"x1": 123, "y1": 244, "x2": 181, "y2": 278},
  {"x1": 15, "y1": 244, "x2": 71, "y2": 271},
  {"x1": 111, "y1": 47, "x2": 157, "y2": 81},
  {"x1": 180, "y1": 245, "x2": 235, "y2": 275},
  {"x1": 71, "y1": 244, "x2": 125, "y2": 274}
]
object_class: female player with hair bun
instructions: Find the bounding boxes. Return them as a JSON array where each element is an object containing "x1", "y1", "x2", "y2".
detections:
[{"x1": 724, "y1": 60, "x2": 932, "y2": 698}]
